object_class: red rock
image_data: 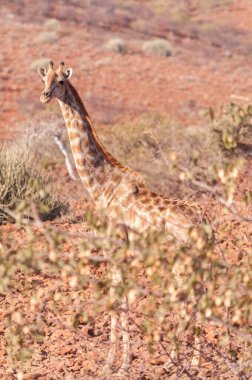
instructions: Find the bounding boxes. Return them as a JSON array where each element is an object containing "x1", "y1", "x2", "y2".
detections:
[
  {"x1": 57, "y1": 345, "x2": 75, "y2": 355},
  {"x1": 65, "y1": 358, "x2": 75, "y2": 368},
  {"x1": 23, "y1": 373, "x2": 45, "y2": 380}
]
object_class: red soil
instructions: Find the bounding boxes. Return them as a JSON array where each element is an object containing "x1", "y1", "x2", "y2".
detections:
[{"x1": 0, "y1": 1, "x2": 251, "y2": 379}]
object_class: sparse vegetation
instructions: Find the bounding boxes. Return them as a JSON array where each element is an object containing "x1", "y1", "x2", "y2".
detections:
[
  {"x1": 31, "y1": 58, "x2": 51, "y2": 71},
  {"x1": 35, "y1": 17, "x2": 60, "y2": 47},
  {"x1": 208, "y1": 102, "x2": 252, "y2": 151},
  {"x1": 43, "y1": 18, "x2": 61, "y2": 31},
  {"x1": 0, "y1": 107, "x2": 251, "y2": 379},
  {"x1": 100, "y1": 112, "x2": 230, "y2": 197},
  {"x1": 37, "y1": 31, "x2": 58, "y2": 44},
  {"x1": 142, "y1": 38, "x2": 173, "y2": 57},
  {"x1": 1, "y1": 0, "x2": 251, "y2": 377},
  {"x1": 149, "y1": 0, "x2": 234, "y2": 18},
  {"x1": 0, "y1": 141, "x2": 67, "y2": 224},
  {"x1": 104, "y1": 37, "x2": 127, "y2": 53}
]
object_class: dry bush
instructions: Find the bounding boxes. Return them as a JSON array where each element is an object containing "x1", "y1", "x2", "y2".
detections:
[
  {"x1": 142, "y1": 39, "x2": 173, "y2": 57},
  {"x1": 104, "y1": 37, "x2": 127, "y2": 54},
  {"x1": 208, "y1": 103, "x2": 252, "y2": 151},
  {"x1": 100, "y1": 112, "x2": 227, "y2": 197},
  {"x1": 37, "y1": 31, "x2": 58, "y2": 44},
  {"x1": 34, "y1": 18, "x2": 60, "y2": 49},
  {"x1": 30, "y1": 58, "x2": 51, "y2": 71},
  {"x1": 23, "y1": 119, "x2": 67, "y2": 162},
  {"x1": 0, "y1": 140, "x2": 67, "y2": 224},
  {"x1": 43, "y1": 18, "x2": 61, "y2": 31},
  {"x1": 101, "y1": 107, "x2": 252, "y2": 197}
]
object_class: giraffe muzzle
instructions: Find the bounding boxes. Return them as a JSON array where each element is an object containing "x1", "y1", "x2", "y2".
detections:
[
  {"x1": 44, "y1": 91, "x2": 52, "y2": 98},
  {"x1": 40, "y1": 91, "x2": 52, "y2": 103}
]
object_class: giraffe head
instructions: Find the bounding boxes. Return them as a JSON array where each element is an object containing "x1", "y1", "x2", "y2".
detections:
[{"x1": 38, "y1": 61, "x2": 73, "y2": 103}]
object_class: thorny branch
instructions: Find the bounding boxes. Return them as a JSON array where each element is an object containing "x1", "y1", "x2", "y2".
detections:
[
  {"x1": 148, "y1": 129, "x2": 252, "y2": 223},
  {"x1": 188, "y1": 178, "x2": 252, "y2": 223}
]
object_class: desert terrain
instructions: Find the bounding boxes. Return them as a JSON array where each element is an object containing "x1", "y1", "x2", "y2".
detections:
[{"x1": 0, "y1": 1, "x2": 251, "y2": 379}]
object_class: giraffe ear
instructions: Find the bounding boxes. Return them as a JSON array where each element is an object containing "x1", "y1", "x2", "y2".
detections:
[
  {"x1": 38, "y1": 67, "x2": 47, "y2": 78},
  {"x1": 65, "y1": 68, "x2": 73, "y2": 79}
]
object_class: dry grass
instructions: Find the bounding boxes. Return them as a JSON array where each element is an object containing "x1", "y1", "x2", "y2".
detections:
[
  {"x1": 30, "y1": 58, "x2": 51, "y2": 71},
  {"x1": 99, "y1": 112, "x2": 227, "y2": 197},
  {"x1": 43, "y1": 18, "x2": 61, "y2": 31},
  {"x1": 142, "y1": 39, "x2": 173, "y2": 57},
  {"x1": 37, "y1": 31, "x2": 58, "y2": 44},
  {"x1": 0, "y1": 140, "x2": 67, "y2": 224},
  {"x1": 104, "y1": 37, "x2": 127, "y2": 54}
]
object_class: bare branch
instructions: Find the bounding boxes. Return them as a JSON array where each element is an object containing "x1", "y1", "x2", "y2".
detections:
[
  {"x1": 210, "y1": 316, "x2": 252, "y2": 345},
  {"x1": 188, "y1": 178, "x2": 252, "y2": 223},
  {"x1": 54, "y1": 133, "x2": 78, "y2": 181}
]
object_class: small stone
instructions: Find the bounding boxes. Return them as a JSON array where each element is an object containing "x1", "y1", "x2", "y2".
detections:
[
  {"x1": 65, "y1": 358, "x2": 75, "y2": 368},
  {"x1": 23, "y1": 373, "x2": 45, "y2": 380},
  {"x1": 149, "y1": 354, "x2": 167, "y2": 365},
  {"x1": 57, "y1": 345, "x2": 75, "y2": 355}
]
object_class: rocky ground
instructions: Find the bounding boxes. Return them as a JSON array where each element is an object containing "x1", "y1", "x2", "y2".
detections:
[{"x1": 0, "y1": 0, "x2": 252, "y2": 379}]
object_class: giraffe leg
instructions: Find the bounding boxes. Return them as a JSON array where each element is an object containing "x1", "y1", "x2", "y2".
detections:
[
  {"x1": 190, "y1": 300, "x2": 202, "y2": 368},
  {"x1": 191, "y1": 270, "x2": 205, "y2": 368},
  {"x1": 104, "y1": 264, "x2": 124, "y2": 373},
  {"x1": 191, "y1": 333, "x2": 201, "y2": 367},
  {"x1": 118, "y1": 296, "x2": 131, "y2": 376},
  {"x1": 103, "y1": 264, "x2": 120, "y2": 373},
  {"x1": 104, "y1": 223, "x2": 131, "y2": 375},
  {"x1": 164, "y1": 302, "x2": 186, "y2": 372},
  {"x1": 104, "y1": 310, "x2": 119, "y2": 371},
  {"x1": 164, "y1": 265, "x2": 185, "y2": 370},
  {"x1": 165, "y1": 262, "x2": 202, "y2": 372},
  {"x1": 163, "y1": 349, "x2": 179, "y2": 372}
]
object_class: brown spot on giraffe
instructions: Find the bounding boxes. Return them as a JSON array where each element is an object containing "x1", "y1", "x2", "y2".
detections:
[
  {"x1": 159, "y1": 206, "x2": 166, "y2": 212},
  {"x1": 68, "y1": 131, "x2": 80, "y2": 140},
  {"x1": 75, "y1": 157, "x2": 84, "y2": 167},
  {"x1": 70, "y1": 145, "x2": 78, "y2": 154},
  {"x1": 78, "y1": 167, "x2": 88, "y2": 177},
  {"x1": 139, "y1": 189, "x2": 149, "y2": 197},
  {"x1": 140, "y1": 197, "x2": 149, "y2": 204}
]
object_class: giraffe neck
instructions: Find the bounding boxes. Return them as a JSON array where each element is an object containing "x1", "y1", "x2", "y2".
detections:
[{"x1": 58, "y1": 82, "x2": 131, "y2": 203}]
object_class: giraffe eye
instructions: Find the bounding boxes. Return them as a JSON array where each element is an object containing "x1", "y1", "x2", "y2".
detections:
[{"x1": 59, "y1": 80, "x2": 64, "y2": 85}]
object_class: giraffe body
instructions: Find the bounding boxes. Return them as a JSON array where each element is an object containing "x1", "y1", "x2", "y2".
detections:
[
  {"x1": 60, "y1": 89, "x2": 198, "y2": 242},
  {"x1": 58, "y1": 93, "x2": 196, "y2": 241},
  {"x1": 38, "y1": 61, "x2": 203, "y2": 374}
]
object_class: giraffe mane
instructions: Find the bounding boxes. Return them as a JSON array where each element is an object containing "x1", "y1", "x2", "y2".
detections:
[{"x1": 67, "y1": 81, "x2": 144, "y2": 184}]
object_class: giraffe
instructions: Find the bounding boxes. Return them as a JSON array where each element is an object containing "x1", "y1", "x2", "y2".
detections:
[{"x1": 38, "y1": 61, "x2": 205, "y2": 375}]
